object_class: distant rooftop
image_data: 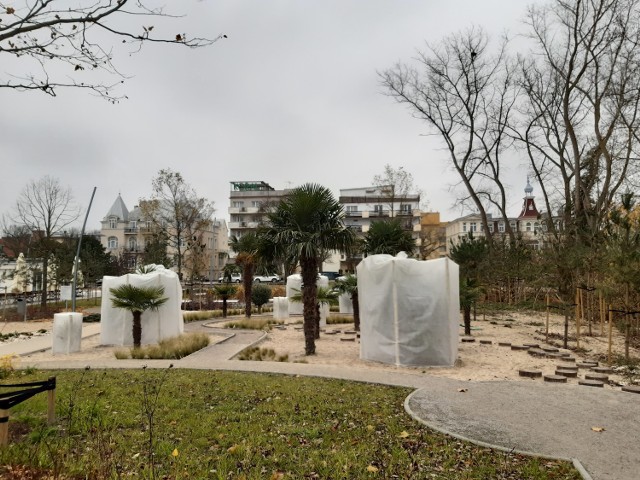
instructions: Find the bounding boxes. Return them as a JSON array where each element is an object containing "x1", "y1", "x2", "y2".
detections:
[{"x1": 230, "y1": 181, "x2": 274, "y2": 192}]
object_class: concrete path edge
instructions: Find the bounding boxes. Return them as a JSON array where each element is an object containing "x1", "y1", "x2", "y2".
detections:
[{"x1": 403, "y1": 389, "x2": 593, "y2": 480}]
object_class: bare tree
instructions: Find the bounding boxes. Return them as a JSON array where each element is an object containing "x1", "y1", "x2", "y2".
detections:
[
  {"x1": 7, "y1": 176, "x2": 80, "y2": 306},
  {"x1": 0, "y1": 1, "x2": 225, "y2": 100},
  {"x1": 380, "y1": 27, "x2": 518, "y2": 243},
  {"x1": 516, "y1": 0, "x2": 640, "y2": 244},
  {"x1": 140, "y1": 169, "x2": 214, "y2": 280},
  {"x1": 372, "y1": 164, "x2": 421, "y2": 217}
]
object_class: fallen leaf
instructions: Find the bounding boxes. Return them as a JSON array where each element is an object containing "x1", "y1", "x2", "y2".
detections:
[
  {"x1": 458, "y1": 388, "x2": 468, "y2": 393},
  {"x1": 132, "y1": 453, "x2": 140, "y2": 459},
  {"x1": 367, "y1": 425, "x2": 375, "y2": 432},
  {"x1": 398, "y1": 431, "x2": 410, "y2": 438},
  {"x1": 6, "y1": 7, "x2": 15, "y2": 14},
  {"x1": 366, "y1": 465, "x2": 379, "y2": 473},
  {"x1": 591, "y1": 426, "x2": 605, "y2": 432},
  {"x1": 172, "y1": 448, "x2": 179, "y2": 457},
  {"x1": 227, "y1": 444, "x2": 239, "y2": 453}
]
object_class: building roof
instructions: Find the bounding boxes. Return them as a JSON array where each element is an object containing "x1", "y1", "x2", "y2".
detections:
[{"x1": 104, "y1": 194, "x2": 129, "y2": 221}]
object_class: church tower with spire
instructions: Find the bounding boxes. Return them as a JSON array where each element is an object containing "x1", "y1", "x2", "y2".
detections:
[{"x1": 518, "y1": 177, "x2": 540, "y2": 220}]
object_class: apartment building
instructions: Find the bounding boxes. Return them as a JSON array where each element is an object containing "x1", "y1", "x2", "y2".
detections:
[
  {"x1": 100, "y1": 194, "x2": 228, "y2": 280},
  {"x1": 420, "y1": 212, "x2": 448, "y2": 259},
  {"x1": 228, "y1": 181, "x2": 290, "y2": 241},
  {"x1": 445, "y1": 180, "x2": 551, "y2": 253},
  {"x1": 338, "y1": 185, "x2": 421, "y2": 271}
]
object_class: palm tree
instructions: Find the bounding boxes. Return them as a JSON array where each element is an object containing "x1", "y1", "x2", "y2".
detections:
[
  {"x1": 212, "y1": 284, "x2": 237, "y2": 318},
  {"x1": 362, "y1": 219, "x2": 416, "y2": 257},
  {"x1": 290, "y1": 285, "x2": 339, "y2": 338},
  {"x1": 334, "y1": 274, "x2": 360, "y2": 331},
  {"x1": 109, "y1": 284, "x2": 168, "y2": 348},
  {"x1": 229, "y1": 233, "x2": 261, "y2": 318},
  {"x1": 261, "y1": 183, "x2": 356, "y2": 355}
]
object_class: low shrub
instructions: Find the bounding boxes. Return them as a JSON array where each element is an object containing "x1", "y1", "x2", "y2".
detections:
[
  {"x1": 114, "y1": 333, "x2": 210, "y2": 360},
  {"x1": 237, "y1": 346, "x2": 288, "y2": 362},
  {"x1": 83, "y1": 313, "x2": 101, "y2": 323},
  {"x1": 225, "y1": 319, "x2": 283, "y2": 330},
  {"x1": 327, "y1": 315, "x2": 354, "y2": 325}
]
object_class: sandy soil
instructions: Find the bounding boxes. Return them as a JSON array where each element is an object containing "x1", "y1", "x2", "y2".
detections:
[
  {"x1": 253, "y1": 310, "x2": 640, "y2": 387},
  {"x1": 2, "y1": 310, "x2": 639, "y2": 389}
]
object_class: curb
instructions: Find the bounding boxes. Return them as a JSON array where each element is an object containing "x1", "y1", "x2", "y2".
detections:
[{"x1": 403, "y1": 388, "x2": 593, "y2": 480}]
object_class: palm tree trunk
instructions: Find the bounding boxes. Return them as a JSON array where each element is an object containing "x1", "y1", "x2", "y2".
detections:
[
  {"x1": 352, "y1": 291, "x2": 360, "y2": 331},
  {"x1": 243, "y1": 264, "x2": 254, "y2": 318},
  {"x1": 463, "y1": 305, "x2": 471, "y2": 336},
  {"x1": 132, "y1": 310, "x2": 143, "y2": 348},
  {"x1": 222, "y1": 297, "x2": 228, "y2": 318},
  {"x1": 315, "y1": 301, "x2": 320, "y2": 339},
  {"x1": 301, "y1": 256, "x2": 317, "y2": 355}
]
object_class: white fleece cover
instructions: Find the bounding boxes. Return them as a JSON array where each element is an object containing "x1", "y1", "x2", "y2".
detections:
[
  {"x1": 99, "y1": 265, "x2": 183, "y2": 346},
  {"x1": 357, "y1": 254, "x2": 459, "y2": 367}
]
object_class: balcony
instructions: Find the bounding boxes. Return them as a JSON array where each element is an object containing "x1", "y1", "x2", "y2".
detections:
[
  {"x1": 124, "y1": 227, "x2": 138, "y2": 234},
  {"x1": 345, "y1": 210, "x2": 362, "y2": 217}
]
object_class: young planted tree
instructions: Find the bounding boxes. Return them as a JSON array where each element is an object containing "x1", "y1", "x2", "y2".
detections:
[
  {"x1": 229, "y1": 233, "x2": 261, "y2": 318},
  {"x1": 109, "y1": 284, "x2": 168, "y2": 348},
  {"x1": 334, "y1": 274, "x2": 360, "y2": 331},
  {"x1": 450, "y1": 233, "x2": 489, "y2": 335},
  {"x1": 362, "y1": 219, "x2": 416, "y2": 257},
  {"x1": 213, "y1": 284, "x2": 237, "y2": 318},
  {"x1": 251, "y1": 284, "x2": 271, "y2": 314},
  {"x1": 261, "y1": 184, "x2": 356, "y2": 355}
]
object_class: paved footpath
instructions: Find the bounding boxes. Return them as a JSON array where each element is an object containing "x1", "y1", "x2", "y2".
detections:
[{"x1": 4, "y1": 320, "x2": 640, "y2": 480}]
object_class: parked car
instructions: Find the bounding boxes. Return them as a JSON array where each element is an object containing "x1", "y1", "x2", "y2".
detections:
[
  {"x1": 320, "y1": 271, "x2": 342, "y2": 281},
  {"x1": 253, "y1": 274, "x2": 281, "y2": 283},
  {"x1": 217, "y1": 273, "x2": 242, "y2": 283}
]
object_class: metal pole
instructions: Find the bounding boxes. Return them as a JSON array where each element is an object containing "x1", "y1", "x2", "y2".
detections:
[{"x1": 72, "y1": 187, "x2": 97, "y2": 312}]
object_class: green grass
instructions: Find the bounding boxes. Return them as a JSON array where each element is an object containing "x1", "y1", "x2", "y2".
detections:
[
  {"x1": 1, "y1": 369, "x2": 579, "y2": 479},
  {"x1": 114, "y1": 333, "x2": 210, "y2": 360}
]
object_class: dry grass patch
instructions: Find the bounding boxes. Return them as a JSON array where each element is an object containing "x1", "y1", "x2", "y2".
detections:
[
  {"x1": 237, "y1": 346, "x2": 289, "y2": 362},
  {"x1": 225, "y1": 318, "x2": 284, "y2": 330},
  {"x1": 114, "y1": 332, "x2": 210, "y2": 359}
]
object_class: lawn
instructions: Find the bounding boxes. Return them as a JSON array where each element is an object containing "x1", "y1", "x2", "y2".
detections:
[{"x1": 1, "y1": 369, "x2": 580, "y2": 479}]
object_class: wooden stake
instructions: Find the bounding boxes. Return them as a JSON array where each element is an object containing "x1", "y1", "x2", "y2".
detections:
[
  {"x1": 575, "y1": 288, "x2": 581, "y2": 349},
  {"x1": 47, "y1": 382, "x2": 56, "y2": 425},
  {"x1": 599, "y1": 292, "x2": 604, "y2": 336},
  {"x1": 545, "y1": 293, "x2": 550, "y2": 343},
  {"x1": 608, "y1": 305, "x2": 613, "y2": 365},
  {"x1": 0, "y1": 409, "x2": 8, "y2": 447}
]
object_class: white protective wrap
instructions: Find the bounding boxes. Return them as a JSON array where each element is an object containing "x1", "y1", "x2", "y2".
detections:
[
  {"x1": 286, "y1": 274, "x2": 329, "y2": 315},
  {"x1": 357, "y1": 255, "x2": 459, "y2": 367},
  {"x1": 52, "y1": 312, "x2": 83, "y2": 354},
  {"x1": 100, "y1": 265, "x2": 183, "y2": 346},
  {"x1": 338, "y1": 293, "x2": 353, "y2": 314},
  {"x1": 286, "y1": 274, "x2": 303, "y2": 315},
  {"x1": 273, "y1": 297, "x2": 289, "y2": 320}
]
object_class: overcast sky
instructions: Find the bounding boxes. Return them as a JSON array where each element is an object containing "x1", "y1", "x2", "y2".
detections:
[{"x1": 1, "y1": 0, "x2": 537, "y2": 233}]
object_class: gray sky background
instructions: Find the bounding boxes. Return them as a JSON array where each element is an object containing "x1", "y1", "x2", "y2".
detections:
[{"x1": 1, "y1": 0, "x2": 536, "y2": 233}]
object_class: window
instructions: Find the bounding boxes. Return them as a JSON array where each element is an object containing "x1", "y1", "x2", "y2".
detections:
[
  {"x1": 347, "y1": 205, "x2": 358, "y2": 212},
  {"x1": 127, "y1": 256, "x2": 137, "y2": 269},
  {"x1": 463, "y1": 222, "x2": 467, "y2": 232},
  {"x1": 251, "y1": 201, "x2": 261, "y2": 208},
  {"x1": 128, "y1": 238, "x2": 137, "y2": 250},
  {"x1": 470, "y1": 222, "x2": 477, "y2": 232},
  {"x1": 109, "y1": 217, "x2": 117, "y2": 229},
  {"x1": 232, "y1": 201, "x2": 244, "y2": 208},
  {"x1": 498, "y1": 222, "x2": 505, "y2": 233},
  {"x1": 374, "y1": 204, "x2": 383, "y2": 213},
  {"x1": 400, "y1": 204, "x2": 411, "y2": 213},
  {"x1": 526, "y1": 222, "x2": 532, "y2": 232},
  {"x1": 108, "y1": 237, "x2": 118, "y2": 249},
  {"x1": 534, "y1": 222, "x2": 540, "y2": 232},
  {"x1": 510, "y1": 221, "x2": 517, "y2": 231},
  {"x1": 488, "y1": 223, "x2": 493, "y2": 233},
  {"x1": 129, "y1": 221, "x2": 137, "y2": 229}
]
